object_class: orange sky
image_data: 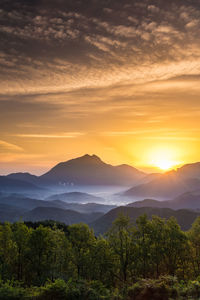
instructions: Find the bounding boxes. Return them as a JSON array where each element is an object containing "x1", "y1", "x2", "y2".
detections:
[
  {"x1": 0, "y1": 0, "x2": 200, "y2": 175},
  {"x1": 1, "y1": 76, "x2": 200, "y2": 175}
]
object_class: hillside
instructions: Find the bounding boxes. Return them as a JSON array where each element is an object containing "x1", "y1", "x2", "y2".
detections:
[
  {"x1": 0, "y1": 176, "x2": 43, "y2": 194},
  {"x1": 46, "y1": 191, "x2": 105, "y2": 203},
  {"x1": 51, "y1": 200, "x2": 116, "y2": 213},
  {"x1": 6, "y1": 172, "x2": 40, "y2": 185},
  {"x1": 122, "y1": 172, "x2": 200, "y2": 199},
  {"x1": 0, "y1": 195, "x2": 64, "y2": 210},
  {"x1": 127, "y1": 192, "x2": 200, "y2": 210},
  {"x1": 23, "y1": 207, "x2": 103, "y2": 225},
  {"x1": 91, "y1": 206, "x2": 200, "y2": 235},
  {"x1": 172, "y1": 162, "x2": 200, "y2": 179},
  {"x1": 0, "y1": 203, "x2": 27, "y2": 222}
]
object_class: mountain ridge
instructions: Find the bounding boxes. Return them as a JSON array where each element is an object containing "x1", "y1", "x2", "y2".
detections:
[{"x1": 40, "y1": 154, "x2": 146, "y2": 186}]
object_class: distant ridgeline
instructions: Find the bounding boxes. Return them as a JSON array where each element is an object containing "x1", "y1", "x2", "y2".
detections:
[{"x1": 1, "y1": 214, "x2": 200, "y2": 299}]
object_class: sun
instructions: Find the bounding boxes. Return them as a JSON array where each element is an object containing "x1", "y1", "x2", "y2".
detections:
[
  {"x1": 153, "y1": 159, "x2": 177, "y2": 171},
  {"x1": 147, "y1": 146, "x2": 181, "y2": 171}
]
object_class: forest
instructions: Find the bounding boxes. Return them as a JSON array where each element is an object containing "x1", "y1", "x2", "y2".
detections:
[{"x1": 1, "y1": 215, "x2": 200, "y2": 299}]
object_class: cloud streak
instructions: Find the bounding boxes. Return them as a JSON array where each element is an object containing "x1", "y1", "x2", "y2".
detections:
[
  {"x1": 0, "y1": 140, "x2": 24, "y2": 152},
  {"x1": 15, "y1": 133, "x2": 84, "y2": 138}
]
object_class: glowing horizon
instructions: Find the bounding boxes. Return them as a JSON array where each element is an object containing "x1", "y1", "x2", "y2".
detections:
[{"x1": 0, "y1": 0, "x2": 200, "y2": 175}]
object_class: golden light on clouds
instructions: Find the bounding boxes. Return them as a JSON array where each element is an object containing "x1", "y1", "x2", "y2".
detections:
[{"x1": 0, "y1": 0, "x2": 200, "y2": 174}]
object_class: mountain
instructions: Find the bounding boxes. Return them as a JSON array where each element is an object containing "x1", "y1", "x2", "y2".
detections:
[
  {"x1": 139, "y1": 173, "x2": 162, "y2": 184},
  {"x1": 7, "y1": 172, "x2": 40, "y2": 185},
  {"x1": 23, "y1": 207, "x2": 103, "y2": 225},
  {"x1": 127, "y1": 192, "x2": 200, "y2": 210},
  {"x1": 172, "y1": 162, "x2": 200, "y2": 179},
  {"x1": 90, "y1": 206, "x2": 200, "y2": 235},
  {"x1": 0, "y1": 203, "x2": 27, "y2": 222},
  {"x1": 0, "y1": 176, "x2": 43, "y2": 194},
  {"x1": 0, "y1": 194, "x2": 114, "y2": 223},
  {"x1": 122, "y1": 171, "x2": 200, "y2": 199},
  {"x1": 127, "y1": 199, "x2": 165, "y2": 208},
  {"x1": 0, "y1": 195, "x2": 66, "y2": 210},
  {"x1": 51, "y1": 200, "x2": 116, "y2": 214},
  {"x1": 40, "y1": 154, "x2": 146, "y2": 186},
  {"x1": 46, "y1": 191, "x2": 105, "y2": 203}
]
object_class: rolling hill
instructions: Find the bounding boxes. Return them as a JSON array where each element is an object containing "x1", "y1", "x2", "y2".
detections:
[
  {"x1": 0, "y1": 203, "x2": 27, "y2": 222},
  {"x1": 0, "y1": 195, "x2": 65, "y2": 210},
  {"x1": 90, "y1": 206, "x2": 200, "y2": 235},
  {"x1": 46, "y1": 191, "x2": 105, "y2": 203},
  {"x1": 0, "y1": 176, "x2": 43, "y2": 194},
  {"x1": 51, "y1": 200, "x2": 116, "y2": 213},
  {"x1": 127, "y1": 192, "x2": 200, "y2": 210},
  {"x1": 122, "y1": 171, "x2": 200, "y2": 199},
  {"x1": 23, "y1": 207, "x2": 103, "y2": 225},
  {"x1": 6, "y1": 172, "x2": 40, "y2": 185},
  {"x1": 172, "y1": 162, "x2": 200, "y2": 179}
]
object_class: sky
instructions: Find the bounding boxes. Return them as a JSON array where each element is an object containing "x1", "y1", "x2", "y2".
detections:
[{"x1": 0, "y1": 0, "x2": 200, "y2": 175}]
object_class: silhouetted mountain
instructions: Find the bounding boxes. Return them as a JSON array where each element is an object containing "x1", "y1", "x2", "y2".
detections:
[
  {"x1": 23, "y1": 207, "x2": 103, "y2": 225},
  {"x1": 127, "y1": 199, "x2": 165, "y2": 208},
  {"x1": 91, "y1": 206, "x2": 200, "y2": 235},
  {"x1": 40, "y1": 154, "x2": 146, "y2": 186},
  {"x1": 0, "y1": 176, "x2": 43, "y2": 193},
  {"x1": 127, "y1": 192, "x2": 200, "y2": 210},
  {"x1": 46, "y1": 191, "x2": 105, "y2": 203},
  {"x1": 0, "y1": 195, "x2": 65, "y2": 210},
  {"x1": 171, "y1": 162, "x2": 200, "y2": 179},
  {"x1": 51, "y1": 200, "x2": 116, "y2": 214},
  {"x1": 165, "y1": 192, "x2": 200, "y2": 209},
  {"x1": 139, "y1": 173, "x2": 162, "y2": 184},
  {"x1": 7, "y1": 172, "x2": 40, "y2": 185},
  {"x1": 122, "y1": 172, "x2": 200, "y2": 199},
  {"x1": 0, "y1": 203, "x2": 27, "y2": 222}
]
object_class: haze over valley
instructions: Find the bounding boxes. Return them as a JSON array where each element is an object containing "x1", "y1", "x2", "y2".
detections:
[{"x1": 0, "y1": 154, "x2": 200, "y2": 234}]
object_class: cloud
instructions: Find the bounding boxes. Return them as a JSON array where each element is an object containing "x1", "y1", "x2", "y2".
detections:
[
  {"x1": 0, "y1": 0, "x2": 200, "y2": 167},
  {"x1": 15, "y1": 132, "x2": 84, "y2": 138},
  {"x1": 148, "y1": 5, "x2": 160, "y2": 13},
  {"x1": 0, "y1": 0, "x2": 199, "y2": 97},
  {"x1": 0, "y1": 140, "x2": 24, "y2": 152}
]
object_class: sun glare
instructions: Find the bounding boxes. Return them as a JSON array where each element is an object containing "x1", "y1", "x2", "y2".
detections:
[
  {"x1": 153, "y1": 159, "x2": 177, "y2": 171},
  {"x1": 147, "y1": 146, "x2": 181, "y2": 171}
]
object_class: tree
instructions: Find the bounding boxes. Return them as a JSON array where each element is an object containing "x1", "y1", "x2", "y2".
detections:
[
  {"x1": 12, "y1": 221, "x2": 31, "y2": 281},
  {"x1": 0, "y1": 222, "x2": 17, "y2": 280},
  {"x1": 188, "y1": 217, "x2": 200, "y2": 278},
  {"x1": 149, "y1": 216, "x2": 166, "y2": 278},
  {"x1": 163, "y1": 217, "x2": 188, "y2": 276},
  {"x1": 27, "y1": 225, "x2": 54, "y2": 285},
  {"x1": 135, "y1": 214, "x2": 152, "y2": 278},
  {"x1": 90, "y1": 237, "x2": 115, "y2": 286},
  {"x1": 68, "y1": 223, "x2": 96, "y2": 280},
  {"x1": 107, "y1": 214, "x2": 135, "y2": 284}
]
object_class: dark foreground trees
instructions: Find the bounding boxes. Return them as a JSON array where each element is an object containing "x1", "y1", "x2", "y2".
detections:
[{"x1": 0, "y1": 215, "x2": 200, "y2": 299}]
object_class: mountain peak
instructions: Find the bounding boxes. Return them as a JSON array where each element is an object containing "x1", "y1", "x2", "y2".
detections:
[
  {"x1": 40, "y1": 153, "x2": 145, "y2": 185},
  {"x1": 82, "y1": 154, "x2": 101, "y2": 160},
  {"x1": 70, "y1": 154, "x2": 103, "y2": 165}
]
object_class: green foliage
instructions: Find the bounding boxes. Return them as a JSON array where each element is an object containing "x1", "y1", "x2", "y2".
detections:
[
  {"x1": 37, "y1": 279, "x2": 68, "y2": 300},
  {"x1": 66, "y1": 280, "x2": 111, "y2": 300},
  {"x1": 0, "y1": 281, "x2": 27, "y2": 300},
  {"x1": 1, "y1": 215, "x2": 200, "y2": 299},
  {"x1": 127, "y1": 276, "x2": 179, "y2": 300}
]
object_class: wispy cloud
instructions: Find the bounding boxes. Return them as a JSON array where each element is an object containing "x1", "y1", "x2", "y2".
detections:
[
  {"x1": 15, "y1": 132, "x2": 84, "y2": 138},
  {"x1": 0, "y1": 0, "x2": 200, "y2": 96},
  {"x1": 0, "y1": 140, "x2": 24, "y2": 152}
]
